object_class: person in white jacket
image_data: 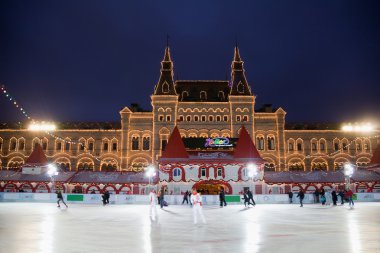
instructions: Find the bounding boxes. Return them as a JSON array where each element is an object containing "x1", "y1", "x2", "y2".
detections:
[
  {"x1": 149, "y1": 190, "x2": 158, "y2": 221},
  {"x1": 190, "y1": 189, "x2": 206, "y2": 225}
]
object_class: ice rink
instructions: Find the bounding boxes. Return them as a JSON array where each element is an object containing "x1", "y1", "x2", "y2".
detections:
[{"x1": 0, "y1": 202, "x2": 379, "y2": 253}]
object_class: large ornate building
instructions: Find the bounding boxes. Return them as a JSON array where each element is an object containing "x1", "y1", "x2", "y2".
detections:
[{"x1": 0, "y1": 46, "x2": 379, "y2": 175}]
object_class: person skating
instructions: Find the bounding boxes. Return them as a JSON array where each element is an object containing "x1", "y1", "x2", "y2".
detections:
[
  {"x1": 338, "y1": 189, "x2": 345, "y2": 205},
  {"x1": 190, "y1": 189, "x2": 206, "y2": 225},
  {"x1": 288, "y1": 191, "x2": 293, "y2": 204},
  {"x1": 219, "y1": 188, "x2": 227, "y2": 207},
  {"x1": 182, "y1": 190, "x2": 189, "y2": 204},
  {"x1": 331, "y1": 190, "x2": 338, "y2": 206},
  {"x1": 314, "y1": 189, "x2": 320, "y2": 203},
  {"x1": 345, "y1": 189, "x2": 354, "y2": 207},
  {"x1": 297, "y1": 189, "x2": 304, "y2": 207},
  {"x1": 149, "y1": 190, "x2": 158, "y2": 221},
  {"x1": 160, "y1": 187, "x2": 165, "y2": 209},
  {"x1": 242, "y1": 190, "x2": 250, "y2": 207},
  {"x1": 247, "y1": 189, "x2": 256, "y2": 206},
  {"x1": 102, "y1": 190, "x2": 110, "y2": 206},
  {"x1": 56, "y1": 188, "x2": 68, "y2": 208}
]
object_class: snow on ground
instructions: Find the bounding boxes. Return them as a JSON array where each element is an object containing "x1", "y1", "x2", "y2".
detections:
[{"x1": 0, "y1": 202, "x2": 379, "y2": 253}]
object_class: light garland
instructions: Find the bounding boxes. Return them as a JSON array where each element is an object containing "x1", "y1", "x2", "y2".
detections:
[{"x1": 1, "y1": 85, "x2": 32, "y2": 120}]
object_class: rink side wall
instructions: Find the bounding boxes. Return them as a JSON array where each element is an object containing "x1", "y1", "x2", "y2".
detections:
[{"x1": 1, "y1": 192, "x2": 380, "y2": 205}]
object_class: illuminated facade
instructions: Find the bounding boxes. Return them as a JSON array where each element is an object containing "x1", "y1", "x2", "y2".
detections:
[{"x1": 0, "y1": 46, "x2": 379, "y2": 174}]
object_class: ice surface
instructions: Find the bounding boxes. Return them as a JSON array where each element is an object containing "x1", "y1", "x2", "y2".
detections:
[{"x1": 0, "y1": 203, "x2": 379, "y2": 253}]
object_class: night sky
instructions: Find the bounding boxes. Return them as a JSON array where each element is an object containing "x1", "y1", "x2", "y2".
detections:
[{"x1": 1, "y1": 1, "x2": 379, "y2": 124}]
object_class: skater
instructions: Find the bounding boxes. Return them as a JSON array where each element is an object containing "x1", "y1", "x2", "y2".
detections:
[
  {"x1": 338, "y1": 189, "x2": 345, "y2": 205},
  {"x1": 219, "y1": 188, "x2": 227, "y2": 207},
  {"x1": 191, "y1": 189, "x2": 206, "y2": 225},
  {"x1": 288, "y1": 191, "x2": 293, "y2": 203},
  {"x1": 182, "y1": 190, "x2": 189, "y2": 204},
  {"x1": 314, "y1": 189, "x2": 320, "y2": 203},
  {"x1": 102, "y1": 190, "x2": 110, "y2": 206},
  {"x1": 159, "y1": 187, "x2": 165, "y2": 209},
  {"x1": 149, "y1": 190, "x2": 158, "y2": 221},
  {"x1": 297, "y1": 189, "x2": 304, "y2": 207},
  {"x1": 242, "y1": 190, "x2": 251, "y2": 207},
  {"x1": 320, "y1": 194, "x2": 326, "y2": 205},
  {"x1": 345, "y1": 189, "x2": 354, "y2": 207},
  {"x1": 247, "y1": 189, "x2": 256, "y2": 206},
  {"x1": 188, "y1": 191, "x2": 192, "y2": 206},
  {"x1": 331, "y1": 190, "x2": 338, "y2": 206},
  {"x1": 56, "y1": 188, "x2": 68, "y2": 208}
]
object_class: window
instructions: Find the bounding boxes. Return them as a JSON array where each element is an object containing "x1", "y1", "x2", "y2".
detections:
[
  {"x1": 159, "y1": 115, "x2": 164, "y2": 122},
  {"x1": 162, "y1": 82, "x2": 169, "y2": 93},
  {"x1": 297, "y1": 143, "x2": 302, "y2": 151},
  {"x1": 289, "y1": 143, "x2": 294, "y2": 151},
  {"x1": 312, "y1": 143, "x2": 317, "y2": 151},
  {"x1": 18, "y1": 140, "x2": 25, "y2": 150},
  {"x1": 143, "y1": 137, "x2": 150, "y2": 150},
  {"x1": 112, "y1": 143, "x2": 117, "y2": 151},
  {"x1": 243, "y1": 115, "x2": 248, "y2": 122},
  {"x1": 178, "y1": 116, "x2": 184, "y2": 122},
  {"x1": 223, "y1": 116, "x2": 228, "y2": 122},
  {"x1": 10, "y1": 139, "x2": 16, "y2": 151},
  {"x1": 236, "y1": 116, "x2": 241, "y2": 122},
  {"x1": 268, "y1": 137, "x2": 275, "y2": 150},
  {"x1": 103, "y1": 143, "x2": 109, "y2": 152},
  {"x1": 132, "y1": 137, "x2": 139, "y2": 150},
  {"x1": 42, "y1": 141, "x2": 47, "y2": 151},
  {"x1": 320, "y1": 143, "x2": 325, "y2": 151},
  {"x1": 209, "y1": 116, "x2": 214, "y2": 122},
  {"x1": 88, "y1": 142, "x2": 94, "y2": 152},
  {"x1": 218, "y1": 91, "x2": 225, "y2": 100},
  {"x1": 65, "y1": 142, "x2": 70, "y2": 151},
  {"x1": 364, "y1": 143, "x2": 369, "y2": 151},
  {"x1": 356, "y1": 143, "x2": 361, "y2": 151},
  {"x1": 216, "y1": 116, "x2": 221, "y2": 122},
  {"x1": 186, "y1": 116, "x2": 191, "y2": 122},
  {"x1": 342, "y1": 143, "x2": 348, "y2": 151},
  {"x1": 217, "y1": 168, "x2": 222, "y2": 177},
  {"x1": 256, "y1": 137, "x2": 264, "y2": 150},
  {"x1": 80, "y1": 141, "x2": 85, "y2": 151},
  {"x1": 334, "y1": 143, "x2": 339, "y2": 151},
  {"x1": 161, "y1": 139, "x2": 168, "y2": 151},
  {"x1": 201, "y1": 168, "x2": 206, "y2": 177},
  {"x1": 200, "y1": 91, "x2": 207, "y2": 100},
  {"x1": 201, "y1": 116, "x2": 206, "y2": 122},
  {"x1": 194, "y1": 116, "x2": 199, "y2": 122},
  {"x1": 166, "y1": 115, "x2": 171, "y2": 122},
  {"x1": 173, "y1": 168, "x2": 181, "y2": 177},
  {"x1": 56, "y1": 142, "x2": 62, "y2": 151}
]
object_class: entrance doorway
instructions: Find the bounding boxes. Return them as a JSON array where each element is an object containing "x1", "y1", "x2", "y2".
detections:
[{"x1": 192, "y1": 180, "x2": 232, "y2": 195}]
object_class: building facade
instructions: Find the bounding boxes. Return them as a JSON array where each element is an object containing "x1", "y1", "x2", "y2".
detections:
[{"x1": 0, "y1": 46, "x2": 378, "y2": 174}]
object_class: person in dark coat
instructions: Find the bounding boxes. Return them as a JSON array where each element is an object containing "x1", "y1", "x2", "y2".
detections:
[
  {"x1": 247, "y1": 189, "x2": 256, "y2": 206},
  {"x1": 242, "y1": 190, "x2": 251, "y2": 207},
  {"x1": 331, "y1": 190, "x2": 338, "y2": 206},
  {"x1": 188, "y1": 191, "x2": 192, "y2": 206},
  {"x1": 314, "y1": 189, "x2": 320, "y2": 203},
  {"x1": 182, "y1": 190, "x2": 189, "y2": 204},
  {"x1": 102, "y1": 190, "x2": 110, "y2": 206},
  {"x1": 56, "y1": 188, "x2": 68, "y2": 208},
  {"x1": 297, "y1": 189, "x2": 305, "y2": 207},
  {"x1": 338, "y1": 190, "x2": 345, "y2": 205},
  {"x1": 288, "y1": 191, "x2": 293, "y2": 203},
  {"x1": 160, "y1": 187, "x2": 165, "y2": 209},
  {"x1": 219, "y1": 188, "x2": 227, "y2": 207}
]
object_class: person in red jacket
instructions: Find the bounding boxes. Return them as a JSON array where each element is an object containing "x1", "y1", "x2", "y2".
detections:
[{"x1": 345, "y1": 189, "x2": 354, "y2": 207}]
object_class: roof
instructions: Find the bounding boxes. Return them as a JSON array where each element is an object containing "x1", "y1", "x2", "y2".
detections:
[
  {"x1": 234, "y1": 126, "x2": 262, "y2": 160},
  {"x1": 0, "y1": 170, "x2": 75, "y2": 182},
  {"x1": 24, "y1": 144, "x2": 48, "y2": 166},
  {"x1": 175, "y1": 80, "x2": 230, "y2": 102},
  {"x1": 161, "y1": 126, "x2": 189, "y2": 159},
  {"x1": 69, "y1": 171, "x2": 158, "y2": 184}
]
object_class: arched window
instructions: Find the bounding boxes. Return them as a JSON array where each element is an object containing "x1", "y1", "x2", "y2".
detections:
[
  {"x1": 132, "y1": 137, "x2": 139, "y2": 150},
  {"x1": 333, "y1": 139, "x2": 340, "y2": 151},
  {"x1": 194, "y1": 116, "x2": 199, "y2": 122},
  {"x1": 216, "y1": 116, "x2": 221, "y2": 122},
  {"x1": 237, "y1": 82, "x2": 244, "y2": 93},
  {"x1": 201, "y1": 168, "x2": 206, "y2": 177},
  {"x1": 243, "y1": 115, "x2": 248, "y2": 122},
  {"x1": 289, "y1": 143, "x2": 294, "y2": 151},
  {"x1": 218, "y1": 91, "x2": 225, "y2": 100},
  {"x1": 200, "y1": 91, "x2": 207, "y2": 100},
  {"x1": 173, "y1": 168, "x2": 181, "y2": 177},
  {"x1": 143, "y1": 137, "x2": 150, "y2": 151},
  {"x1": 103, "y1": 142, "x2": 109, "y2": 152},
  {"x1": 319, "y1": 139, "x2": 326, "y2": 152},
  {"x1": 162, "y1": 82, "x2": 169, "y2": 93},
  {"x1": 186, "y1": 116, "x2": 191, "y2": 122},
  {"x1": 42, "y1": 138, "x2": 48, "y2": 151},
  {"x1": 217, "y1": 168, "x2": 223, "y2": 177},
  {"x1": 112, "y1": 142, "x2": 117, "y2": 151},
  {"x1": 178, "y1": 116, "x2": 184, "y2": 122},
  {"x1": 65, "y1": 142, "x2": 70, "y2": 152},
  {"x1": 18, "y1": 139, "x2": 25, "y2": 151},
  {"x1": 88, "y1": 142, "x2": 94, "y2": 152},
  {"x1": 223, "y1": 116, "x2": 228, "y2": 122},
  {"x1": 9, "y1": 138, "x2": 17, "y2": 151},
  {"x1": 201, "y1": 116, "x2": 206, "y2": 122},
  {"x1": 268, "y1": 137, "x2": 275, "y2": 150},
  {"x1": 209, "y1": 116, "x2": 214, "y2": 122},
  {"x1": 256, "y1": 137, "x2": 264, "y2": 150},
  {"x1": 56, "y1": 142, "x2": 62, "y2": 152}
]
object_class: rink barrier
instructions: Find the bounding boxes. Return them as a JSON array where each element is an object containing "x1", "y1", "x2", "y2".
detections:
[{"x1": 1, "y1": 192, "x2": 380, "y2": 204}]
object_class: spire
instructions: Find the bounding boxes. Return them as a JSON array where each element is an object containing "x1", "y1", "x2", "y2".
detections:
[
  {"x1": 161, "y1": 126, "x2": 188, "y2": 159},
  {"x1": 153, "y1": 46, "x2": 177, "y2": 95},
  {"x1": 24, "y1": 143, "x2": 49, "y2": 166},
  {"x1": 230, "y1": 46, "x2": 252, "y2": 96}
]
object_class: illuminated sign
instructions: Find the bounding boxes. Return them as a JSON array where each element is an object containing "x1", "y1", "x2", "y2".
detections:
[{"x1": 204, "y1": 137, "x2": 232, "y2": 147}]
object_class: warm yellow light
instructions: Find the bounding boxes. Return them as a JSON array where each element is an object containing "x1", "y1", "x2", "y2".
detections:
[
  {"x1": 28, "y1": 122, "x2": 56, "y2": 131},
  {"x1": 341, "y1": 123, "x2": 375, "y2": 132}
]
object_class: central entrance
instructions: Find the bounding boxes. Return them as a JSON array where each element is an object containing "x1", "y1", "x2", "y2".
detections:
[{"x1": 192, "y1": 180, "x2": 232, "y2": 195}]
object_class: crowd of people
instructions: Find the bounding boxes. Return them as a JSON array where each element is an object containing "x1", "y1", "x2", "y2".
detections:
[{"x1": 289, "y1": 188, "x2": 355, "y2": 208}]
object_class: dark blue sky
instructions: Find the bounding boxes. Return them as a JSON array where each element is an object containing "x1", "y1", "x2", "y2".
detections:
[{"x1": 1, "y1": 0, "x2": 379, "y2": 123}]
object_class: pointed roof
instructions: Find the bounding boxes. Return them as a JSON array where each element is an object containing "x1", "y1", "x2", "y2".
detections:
[
  {"x1": 230, "y1": 46, "x2": 252, "y2": 96},
  {"x1": 370, "y1": 142, "x2": 380, "y2": 165},
  {"x1": 234, "y1": 126, "x2": 262, "y2": 159},
  {"x1": 161, "y1": 126, "x2": 189, "y2": 159},
  {"x1": 153, "y1": 47, "x2": 177, "y2": 95},
  {"x1": 25, "y1": 143, "x2": 49, "y2": 166}
]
